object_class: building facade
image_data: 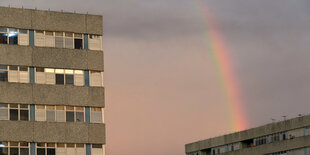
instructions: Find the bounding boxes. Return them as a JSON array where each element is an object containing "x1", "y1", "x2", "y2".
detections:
[
  {"x1": 186, "y1": 115, "x2": 310, "y2": 155},
  {"x1": 0, "y1": 7, "x2": 105, "y2": 155}
]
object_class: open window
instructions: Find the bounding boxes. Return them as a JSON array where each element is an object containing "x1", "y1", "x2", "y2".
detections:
[
  {"x1": 74, "y1": 33, "x2": 83, "y2": 49},
  {"x1": 0, "y1": 65, "x2": 8, "y2": 82}
]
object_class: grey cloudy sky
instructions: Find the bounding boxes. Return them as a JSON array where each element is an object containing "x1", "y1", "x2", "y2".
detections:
[{"x1": 1, "y1": 0, "x2": 310, "y2": 154}]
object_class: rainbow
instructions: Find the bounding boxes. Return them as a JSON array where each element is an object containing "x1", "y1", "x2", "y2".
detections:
[{"x1": 194, "y1": 0, "x2": 248, "y2": 131}]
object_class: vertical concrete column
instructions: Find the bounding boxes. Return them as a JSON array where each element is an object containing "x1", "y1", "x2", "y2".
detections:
[
  {"x1": 29, "y1": 30, "x2": 34, "y2": 46},
  {"x1": 84, "y1": 34, "x2": 89, "y2": 50},
  {"x1": 30, "y1": 142, "x2": 35, "y2": 155},
  {"x1": 30, "y1": 104, "x2": 35, "y2": 121},
  {"x1": 85, "y1": 106, "x2": 91, "y2": 123},
  {"x1": 84, "y1": 70, "x2": 90, "y2": 86},
  {"x1": 86, "y1": 144, "x2": 91, "y2": 155},
  {"x1": 30, "y1": 67, "x2": 35, "y2": 83}
]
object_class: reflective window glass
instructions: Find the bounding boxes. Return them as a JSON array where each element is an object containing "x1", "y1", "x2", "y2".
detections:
[{"x1": 0, "y1": 33, "x2": 7, "y2": 44}]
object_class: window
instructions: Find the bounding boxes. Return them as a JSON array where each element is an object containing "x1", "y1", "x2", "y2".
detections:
[
  {"x1": 8, "y1": 66, "x2": 29, "y2": 83},
  {"x1": 0, "y1": 103, "x2": 8, "y2": 120},
  {"x1": 18, "y1": 29, "x2": 29, "y2": 46},
  {"x1": 55, "y1": 32, "x2": 64, "y2": 48},
  {"x1": 56, "y1": 106, "x2": 65, "y2": 122},
  {"x1": 65, "y1": 32, "x2": 73, "y2": 49},
  {"x1": 66, "y1": 106, "x2": 74, "y2": 122},
  {"x1": 75, "y1": 107, "x2": 84, "y2": 122},
  {"x1": 0, "y1": 28, "x2": 8, "y2": 44},
  {"x1": 47, "y1": 143, "x2": 56, "y2": 155},
  {"x1": 56, "y1": 144, "x2": 66, "y2": 155},
  {"x1": 20, "y1": 104, "x2": 29, "y2": 121},
  {"x1": 9, "y1": 104, "x2": 18, "y2": 121},
  {"x1": 55, "y1": 69, "x2": 65, "y2": 85},
  {"x1": 90, "y1": 71, "x2": 103, "y2": 87},
  {"x1": 36, "y1": 105, "x2": 46, "y2": 121},
  {"x1": 74, "y1": 34, "x2": 83, "y2": 49},
  {"x1": 91, "y1": 107, "x2": 103, "y2": 123},
  {"x1": 35, "y1": 67, "x2": 85, "y2": 86},
  {"x1": 92, "y1": 144, "x2": 103, "y2": 155},
  {"x1": 45, "y1": 68, "x2": 56, "y2": 85},
  {"x1": 65, "y1": 70, "x2": 74, "y2": 85},
  {"x1": 0, "y1": 65, "x2": 8, "y2": 82},
  {"x1": 74, "y1": 70, "x2": 84, "y2": 86},
  {"x1": 35, "y1": 30, "x2": 44, "y2": 47},
  {"x1": 9, "y1": 29, "x2": 18, "y2": 45},
  {"x1": 0, "y1": 142, "x2": 29, "y2": 155},
  {"x1": 46, "y1": 106, "x2": 55, "y2": 121},
  {"x1": 89, "y1": 35, "x2": 102, "y2": 50},
  {"x1": 35, "y1": 67, "x2": 45, "y2": 84},
  {"x1": 37, "y1": 143, "x2": 46, "y2": 155},
  {"x1": 45, "y1": 31, "x2": 55, "y2": 47}
]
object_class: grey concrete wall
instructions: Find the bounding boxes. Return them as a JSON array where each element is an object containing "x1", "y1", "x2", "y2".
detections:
[
  {"x1": 0, "y1": 7, "x2": 103, "y2": 35},
  {"x1": 0, "y1": 82, "x2": 105, "y2": 107},
  {"x1": 186, "y1": 115, "x2": 310, "y2": 153},
  {"x1": 0, "y1": 120, "x2": 105, "y2": 144},
  {"x1": 0, "y1": 44, "x2": 104, "y2": 71}
]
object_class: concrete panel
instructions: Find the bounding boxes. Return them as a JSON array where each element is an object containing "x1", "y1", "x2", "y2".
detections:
[
  {"x1": 88, "y1": 87, "x2": 105, "y2": 107},
  {"x1": 0, "y1": 45, "x2": 104, "y2": 71},
  {"x1": 0, "y1": 121, "x2": 105, "y2": 144},
  {"x1": 86, "y1": 15, "x2": 103, "y2": 35},
  {"x1": 66, "y1": 86, "x2": 89, "y2": 106},
  {"x1": 0, "y1": 82, "x2": 32, "y2": 104},
  {"x1": 32, "y1": 47, "x2": 88, "y2": 70},
  {"x1": 0, "y1": 121, "x2": 33, "y2": 142},
  {"x1": 33, "y1": 84, "x2": 66, "y2": 105},
  {"x1": 65, "y1": 122, "x2": 89, "y2": 143},
  {"x1": 0, "y1": 7, "x2": 102, "y2": 35},
  {"x1": 0, "y1": 44, "x2": 32, "y2": 66},
  {"x1": 87, "y1": 50, "x2": 104, "y2": 71},
  {"x1": 0, "y1": 7, "x2": 32, "y2": 29},
  {"x1": 88, "y1": 123, "x2": 106, "y2": 144}
]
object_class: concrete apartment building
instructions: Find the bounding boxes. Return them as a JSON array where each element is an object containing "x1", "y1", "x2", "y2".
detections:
[
  {"x1": 0, "y1": 7, "x2": 105, "y2": 155},
  {"x1": 186, "y1": 115, "x2": 310, "y2": 155}
]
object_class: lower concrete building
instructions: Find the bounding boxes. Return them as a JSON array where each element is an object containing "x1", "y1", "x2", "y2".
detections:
[{"x1": 185, "y1": 115, "x2": 310, "y2": 155}]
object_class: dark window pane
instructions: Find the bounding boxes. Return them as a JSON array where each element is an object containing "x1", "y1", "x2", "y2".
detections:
[
  {"x1": 0, "y1": 33, "x2": 7, "y2": 44},
  {"x1": 20, "y1": 66, "x2": 28, "y2": 71},
  {"x1": 76, "y1": 112, "x2": 84, "y2": 122},
  {"x1": 20, "y1": 148, "x2": 29, "y2": 155},
  {"x1": 65, "y1": 74, "x2": 74, "y2": 85},
  {"x1": 66, "y1": 111, "x2": 74, "y2": 122},
  {"x1": 9, "y1": 34, "x2": 18, "y2": 45},
  {"x1": 47, "y1": 148, "x2": 55, "y2": 155},
  {"x1": 0, "y1": 71, "x2": 8, "y2": 82},
  {"x1": 56, "y1": 74, "x2": 64, "y2": 85},
  {"x1": 36, "y1": 67, "x2": 44, "y2": 72},
  {"x1": 20, "y1": 110, "x2": 29, "y2": 121},
  {"x1": 37, "y1": 148, "x2": 45, "y2": 155},
  {"x1": 0, "y1": 65, "x2": 7, "y2": 70},
  {"x1": 0, "y1": 147, "x2": 8, "y2": 155},
  {"x1": 10, "y1": 148, "x2": 18, "y2": 155},
  {"x1": 10, "y1": 109, "x2": 18, "y2": 120},
  {"x1": 9, "y1": 66, "x2": 18, "y2": 70},
  {"x1": 74, "y1": 39, "x2": 83, "y2": 49}
]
